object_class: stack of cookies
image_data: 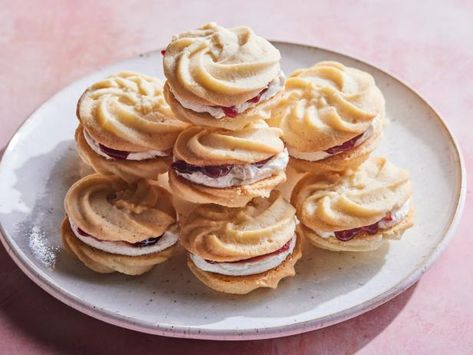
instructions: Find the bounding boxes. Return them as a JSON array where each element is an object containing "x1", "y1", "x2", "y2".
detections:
[
  {"x1": 60, "y1": 22, "x2": 414, "y2": 295},
  {"x1": 162, "y1": 23, "x2": 302, "y2": 294},
  {"x1": 268, "y1": 61, "x2": 413, "y2": 252},
  {"x1": 62, "y1": 72, "x2": 187, "y2": 275}
]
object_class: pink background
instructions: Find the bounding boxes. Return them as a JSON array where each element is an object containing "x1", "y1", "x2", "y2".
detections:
[{"x1": 1, "y1": 1, "x2": 472, "y2": 353}]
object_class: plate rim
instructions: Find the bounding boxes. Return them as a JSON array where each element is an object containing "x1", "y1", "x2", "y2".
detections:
[{"x1": 0, "y1": 41, "x2": 467, "y2": 340}]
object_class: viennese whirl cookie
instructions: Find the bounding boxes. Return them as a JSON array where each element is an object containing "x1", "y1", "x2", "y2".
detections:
[
  {"x1": 269, "y1": 61, "x2": 385, "y2": 176},
  {"x1": 169, "y1": 121, "x2": 288, "y2": 207},
  {"x1": 292, "y1": 157, "x2": 413, "y2": 252},
  {"x1": 76, "y1": 71, "x2": 188, "y2": 182},
  {"x1": 180, "y1": 191, "x2": 302, "y2": 294},
  {"x1": 62, "y1": 174, "x2": 178, "y2": 275},
  {"x1": 163, "y1": 23, "x2": 285, "y2": 130}
]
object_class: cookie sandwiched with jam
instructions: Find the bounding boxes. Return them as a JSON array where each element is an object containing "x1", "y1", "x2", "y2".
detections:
[
  {"x1": 169, "y1": 121, "x2": 288, "y2": 207},
  {"x1": 179, "y1": 191, "x2": 302, "y2": 294},
  {"x1": 163, "y1": 23, "x2": 285, "y2": 130},
  {"x1": 268, "y1": 61, "x2": 385, "y2": 177},
  {"x1": 292, "y1": 157, "x2": 413, "y2": 252},
  {"x1": 62, "y1": 174, "x2": 178, "y2": 275},
  {"x1": 76, "y1": 71, "x2": 188, "y2": 182}
]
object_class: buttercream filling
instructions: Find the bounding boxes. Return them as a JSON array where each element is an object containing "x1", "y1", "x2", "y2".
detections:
[
  {"x1": 172, "y1": 149, "x2": 289, "y2": 188},
  {"x1": 83, "y1": 129, "x2": 170, "y2": 161},
  {"x1": 170, "y1": 72, "x2": 285, "y2": 119},
  {"x1": 190, "y1": 234, "x2": 297, "y2": 276},
  {"x1": 315, "y1": 199, "x2": 411, "y2": 241},
  {"x1": 288, "y1": 125, "x2": 373, "y2": 162},
  {"x1": 68, "y1": 218, "x2": 178, "y2": 256}
]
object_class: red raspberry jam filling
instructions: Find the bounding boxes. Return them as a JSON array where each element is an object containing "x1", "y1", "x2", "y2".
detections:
[
  {"x1": 172, "y1": 156, "x2": 274, "y2": 178},
  {"x1": 214, "y1": 86, "x2": 270, "y2": 117},
  {"x1": 252, "y1": 157, "x2": 272, "y2": 168},
  {"x1": 98, "y1": 143, "x2": 130, "y2": 160},
  {"x1": 97, "y1": 143, "x2": 169, "y2": 161},
  {"x1": 133, "y1": 237, "x2": 161, "y2": 247},
  {"x1": 207, "y1": 239, "x2": 292, "y2": 264},
  {"x1": 247, "y1": 86, "x2": 269, "y2": 104},
  {"x1": 76, "y1": 226, "x2": 162, "y2": 247},
  {"x1": 221, "y1": 106, "x2": 238, "y2": 118},
  {"x1": 334, "y1": 212, "x2": 394, "y2": 242},
  {"x1": 172, "y1": 161, "x2": 232, "y2": 178},
  {"x1": 324, "y1": 133, "x2": 364, "y2": 155}
]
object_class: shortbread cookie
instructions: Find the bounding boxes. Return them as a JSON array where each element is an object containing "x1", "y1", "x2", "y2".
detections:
[
  {"x1": 168, "y1": 121, "x2": 288, "y2": 207},
  {"x1": 180, "y1": 191, "x2": 301, "y2": 294},
  {"x1": 163, "y1": 23, "x2": 284, "y2": 130},
  {"x1": 76, "y1": 71, "x2": 187, "y2": 180},
  {"x1": 62, "y1": 174, "x2": 178, "y2": 275},
  {"x1": 269, "y1": 61, "x2": 385, "y2": 175},
  {"x1": 292, "y1": 157, "x2": 413, "y2": 252}
]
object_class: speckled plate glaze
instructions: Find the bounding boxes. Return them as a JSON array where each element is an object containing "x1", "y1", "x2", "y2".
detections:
[{"x1": 0, "y1": 43, "x2": 465, "y2": 340}]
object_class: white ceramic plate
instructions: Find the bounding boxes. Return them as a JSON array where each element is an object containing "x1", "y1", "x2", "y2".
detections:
[{"x1": 0, "y1": 43, "x2": 465, "y2": 340}]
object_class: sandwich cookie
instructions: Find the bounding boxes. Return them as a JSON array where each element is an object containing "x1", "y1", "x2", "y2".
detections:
[
  {"x1": 62, "y1": 174, "x2": 178, "y2": 275},
  {"x1": 180, "y1": 191, "x2": 302, "y2": 294},
  {"x1": 292, "y1": 157, "x2": 413, "y2": 252},
  {"x1": 76, "y1": 71, "x2": 188, "y2": 182},
  {"x1": 163, "y1": 22, "x2": 284, "y2": 130},
  {"x1": 268, "y1": 61, "x2": 385, "y2": 176},
  {"x1": 168, "y1": 121, "x2": 288, "y2": 207}
]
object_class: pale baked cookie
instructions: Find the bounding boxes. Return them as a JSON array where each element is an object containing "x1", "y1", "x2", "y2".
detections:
[
  {"x1": 168, "y1": 121, "x2": 288, "y2": 207},
  {"x1": 292, "y1": 157, "x2": 413, "y2": 252},
  {"x1": 180, "y1": 191, "x2": 302, "y2": 294},
  {"x1": 162, "y1": 23, "x2": 284, "y2": 130},
  {"x1": 62, "y1": 174, "x2": 178, "y2": 275},
  {"x1": 268, "y1": 61, "x2": 385, "y2": 176},
  {"x1": 76, "y1": 71, "x2": 188, "y2": 182}
]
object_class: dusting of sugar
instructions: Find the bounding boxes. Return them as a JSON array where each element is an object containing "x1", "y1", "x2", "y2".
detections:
[{"x1": 28, "y1": 225, "x2": 58, "y2": 268}]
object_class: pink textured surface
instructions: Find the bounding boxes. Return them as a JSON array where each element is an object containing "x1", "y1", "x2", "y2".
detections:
[{"x1": 0, "y1": 1, "x2": 472, "y2": 353}]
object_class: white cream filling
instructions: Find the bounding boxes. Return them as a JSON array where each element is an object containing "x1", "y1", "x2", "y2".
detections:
[
  {"x1": 288, "y1": 125, "x2": 374, "y2": 162},
  {"x1": 69, "y1": 219, "x2": 178, "y2": 256},
  {"x1": 175, "y1": 148, "x2": 289, "y2": 188},
  {"x1": 316, "y1": 199, "x2": 411, "y2": 239},
  {"x1": 190, "y1": 234, "x2": 297, "y2": 276},
  {"x1": 377, "y1": 199, "x2": 411, "y2": 229},
  {"x1": 83, "y1": 129, "x2": 169, "y2": 161},
  {"x1": 171, "y1": 72, "x2": 286, "y2": 119}
]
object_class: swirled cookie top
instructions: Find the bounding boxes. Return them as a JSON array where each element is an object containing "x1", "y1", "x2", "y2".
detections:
[
  {"x1": 174, "y1": 120, "x2": 285, "y2": 165},
  {"x1": 268, "y1": 61, "x2": 385, "y2": 152},
  {"x1": 77, "y1": 71, "x2": 188, "y2": 151},
  {"x1": 292, "y1": 157, "x2": 411, "y2": 232},
  {"x1": 64, "y1": 174, "x2": 176, "y2": 243},
  {"x1": 180, "y1": 191, "x2": 296, "y2": 262},
  {"x1": 163, "y1": 23, "x2": 281, "y2": 107}
]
